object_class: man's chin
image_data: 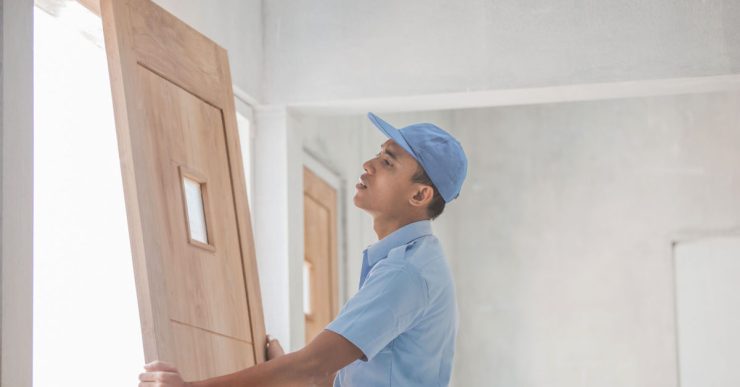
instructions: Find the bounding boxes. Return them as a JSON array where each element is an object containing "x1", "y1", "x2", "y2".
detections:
[
  {"x1": 352, "y1": 192, "x2": 363, "y2": 208},
  {"x1": 352, "y1": 200, "x2": 376, "y2": 218},
  {"x1": 353, "y1": 192, "x2": 370, "y2": 211}
]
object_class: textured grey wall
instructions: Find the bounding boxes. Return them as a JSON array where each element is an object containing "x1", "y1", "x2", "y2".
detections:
[
  {"x1": 447, "y1": 91, "x2": 740, "y2": 387},
  {"x1": 264, "y1": 0, "x2": 740, "y2": 104}
]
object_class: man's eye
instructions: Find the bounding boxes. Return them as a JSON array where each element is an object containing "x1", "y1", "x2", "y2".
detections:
[{"x1": 375, "y1": 152, "x2": 391, "y2": 166}]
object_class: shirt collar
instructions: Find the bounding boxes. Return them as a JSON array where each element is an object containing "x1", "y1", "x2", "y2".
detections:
[{"x1": 365, "y1": 220, "x2": 433, "y2": 267}]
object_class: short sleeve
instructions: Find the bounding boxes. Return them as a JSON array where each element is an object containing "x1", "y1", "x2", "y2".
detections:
[{"x1": 326, "y1": 260, "x2": 428, "y2": 361}]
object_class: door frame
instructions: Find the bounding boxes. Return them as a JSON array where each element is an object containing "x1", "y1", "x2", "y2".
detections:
[
  {"x1": 2, "y1": 1, "x2": 34, "y2": 386},
  {"x1": 668, "y1": 227, "x2": 740, "y2": 387}
]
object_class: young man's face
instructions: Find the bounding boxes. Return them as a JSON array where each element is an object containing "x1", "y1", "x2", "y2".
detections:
[{"x1": 354, "y1": 139, "x2": 423, "y2": 217}]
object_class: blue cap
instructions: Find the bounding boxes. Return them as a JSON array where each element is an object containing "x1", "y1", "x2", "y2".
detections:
[{"x1": 367, "y1": 112, "x2": 468, "y2": 203}]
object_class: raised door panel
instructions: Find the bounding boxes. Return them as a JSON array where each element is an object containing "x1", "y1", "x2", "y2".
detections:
[
  {"x1": 303, "y1": 167, "x2": 339, "y2": 343},
  {"x1": 100, "y1": 0, "x2": 265, "y2": 380}
]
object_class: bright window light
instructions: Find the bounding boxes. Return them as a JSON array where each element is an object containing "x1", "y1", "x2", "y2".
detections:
[
  {"x1": 34, "y1": 2, "x2": 144, "y2": 387},
  {"x1": 303, "y1": 261, "x2": 312, "y2": 316},
  {"x1": 182, "y1": 176, "x2": 209, "y2": 244},
  {"x1": 236, "y1": 112, "x2": 254, "y2": 213}
]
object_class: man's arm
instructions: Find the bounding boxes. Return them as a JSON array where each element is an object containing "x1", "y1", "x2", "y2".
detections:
[{"x1": 139, "y1": 330, "x2": 363, "y2": 387}]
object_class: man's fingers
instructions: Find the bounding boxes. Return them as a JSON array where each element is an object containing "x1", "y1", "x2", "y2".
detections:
[
  {"x1": 144, "y1": 360, "x2": 179, "y2": 372},
  {"x1": 266, "y1": 335, "x2": 281, "y2": 347},
  {"x1": 139, "y1": 371, "x2": 180, "y2": 382},
  {"x1": 266, "y1": 335, "x2": 285, "y2": 360},
  {"x1": 271, "y1": 340, "x2": 283, "y2": 350}
]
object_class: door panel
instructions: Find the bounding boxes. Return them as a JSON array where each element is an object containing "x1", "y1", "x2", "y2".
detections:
[
  {"x1": 170, "y1": 320, "x2": 256, "y2": 381},
  {"x1": 138, "y1": 67, "x2": 252, "y2": 342},
  {"x1": 100, "y1": 0, "x2": 265, "y2": 380},
  {"x1": 303, "y1": 167, "x2": 339, "y2": 344}
]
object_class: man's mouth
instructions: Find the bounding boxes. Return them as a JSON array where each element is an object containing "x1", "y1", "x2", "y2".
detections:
[{"x1": 356, "y1": 175, "x2": 368, "y2": 190}]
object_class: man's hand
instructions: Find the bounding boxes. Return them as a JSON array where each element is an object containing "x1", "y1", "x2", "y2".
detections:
[
  {"x1": 137, "y1": 330, "x2": 361, "y2": 386},
  {"x1": 266, "y1": 334, "x2": 285, "y2": 360},
  {"x1": 139, "y1": 360, "x2": 188, "y2": 387}
]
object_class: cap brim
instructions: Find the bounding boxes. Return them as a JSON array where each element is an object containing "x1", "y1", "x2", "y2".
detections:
[{"x1": 367, "y1": 112, "x2": 418, "y2": 160}]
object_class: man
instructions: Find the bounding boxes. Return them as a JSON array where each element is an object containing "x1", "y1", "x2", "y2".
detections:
[{"x1": 139, "y1": 112, "x2": 468, "y2": 387}]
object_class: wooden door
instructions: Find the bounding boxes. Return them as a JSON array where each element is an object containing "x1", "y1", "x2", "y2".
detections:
[
  {"x1": 100, "y1": 0, "x2": 265, "y2": 381},
  {"x1": 303, "y1": 167, "x2": 339, "y2": 343}
]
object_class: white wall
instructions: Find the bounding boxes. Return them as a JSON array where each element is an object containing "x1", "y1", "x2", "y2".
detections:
[
  {"x1": 153, "y1": 0, "x2": 263, "y2": 100},
  {"x1": 252, "y1": 107, "x2": 306, "y2": 351},
  {"x1": 263, "y1": 0, "x2": 740, "y2": 104}
]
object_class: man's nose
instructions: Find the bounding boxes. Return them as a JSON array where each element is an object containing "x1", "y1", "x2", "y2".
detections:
[{"x1": 362, "y1": 158, "x2": 374, "y2": 173}]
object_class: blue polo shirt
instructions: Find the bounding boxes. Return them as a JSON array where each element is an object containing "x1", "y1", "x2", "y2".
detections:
[{"x1": 326, "y1": 220, "x2": 458, "y2": 386}]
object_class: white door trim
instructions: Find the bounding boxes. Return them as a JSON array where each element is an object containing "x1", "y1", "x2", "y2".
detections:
[{"x1": 2, "y1": 1, "x2": 34, "y2": 386}]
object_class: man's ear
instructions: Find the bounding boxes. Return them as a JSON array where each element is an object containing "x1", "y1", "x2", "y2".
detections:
[{"x1": 410, "y1": 184, "x2": 434, "y2": 208}]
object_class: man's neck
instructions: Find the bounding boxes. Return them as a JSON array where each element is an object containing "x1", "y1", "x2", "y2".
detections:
[{"x1": 372, "y1": 214, "x2": 429, "y2": 240}]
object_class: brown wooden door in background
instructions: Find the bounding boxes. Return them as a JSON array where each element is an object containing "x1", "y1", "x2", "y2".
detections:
[
  {"x1": 100, "y1": 0, "x2": 266, "y2": 381},
  {"x1": 303, "y1": 167, "x2": 339, "y2": 345}
]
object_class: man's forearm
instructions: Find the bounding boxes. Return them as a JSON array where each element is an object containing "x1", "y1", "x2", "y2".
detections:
[
  {"x1": 186, "y1": 330, "x2": 360, "y2": 387},
  {"x1": 187, "y1": 349, "x2": 327, "y2": 387}
]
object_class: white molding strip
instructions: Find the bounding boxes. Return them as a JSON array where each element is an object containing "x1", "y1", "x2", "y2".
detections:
[
  {"x1": 302, "y1": 150, "x2": 342, "y2": 190},
  {"x1": 287, "y1": 74, "x2": 740, "y2": 116},
  {"x1": 232, "y1": 84, "x2": 261, "y2": 108}
]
